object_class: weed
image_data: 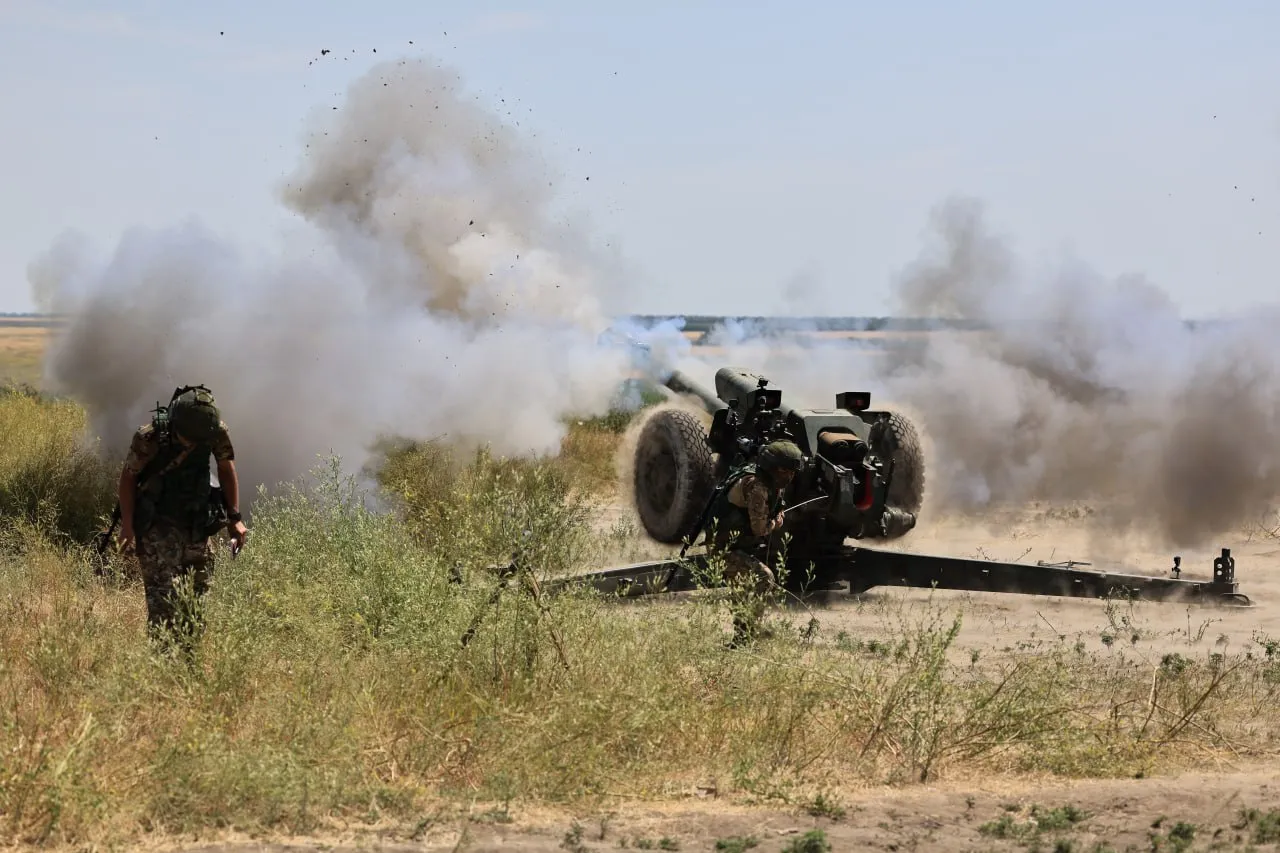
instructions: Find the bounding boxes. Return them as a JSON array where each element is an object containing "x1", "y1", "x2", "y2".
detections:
[
  {"x1": 714, "y1": 836, "x2": 759, "y2": 853},
  {"x1": 805, "y1": 791, "x2": 847, "y2": 820},
  {"x1": 979, "y1": 803, "x2": 1087, "y2": 843},
  {"x1": 1147, "y1": 820, "x2": 1196, "y2": 851},
  {"x1": 563, "y1": 821, "x2": 587, "y2": 853},
  {"x1": 1235, "y1": 806, "x2": 1280, "y2": 843},
  {"x1": 781, "y1": 829, "x2": 831, "y2": 853}
]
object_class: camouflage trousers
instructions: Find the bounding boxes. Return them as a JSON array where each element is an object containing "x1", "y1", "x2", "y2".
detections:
[
  {"x1": 136, "y1": 519, "x2": 215, "y2": 647},
  {"x1": 721, "y1": 549, "x2": 778, "y2": 646}
]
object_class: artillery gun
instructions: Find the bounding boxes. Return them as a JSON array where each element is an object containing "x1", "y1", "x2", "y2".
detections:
[
  {"x1": 633, "y1": 366, "x2": 923, "y2": 589},
  {"x1": 546, "y1": 363, "x2": 1254, "y2": 608}
]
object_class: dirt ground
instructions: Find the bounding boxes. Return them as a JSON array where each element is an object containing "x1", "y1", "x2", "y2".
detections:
[
  {"x1": 164, "y1": 765, "x2": 1280, "y2": 851},
  {"x1": 817, "y1": 503, "x2": 1280, "y2": 662},
  {"x1": 594, "y1": 487, "x2": 1280, "y2": 661}
]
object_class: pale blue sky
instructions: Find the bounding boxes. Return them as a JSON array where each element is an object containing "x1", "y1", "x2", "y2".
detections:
[{"x1": 1, "y1": 0, "x2": 1277, "y2": 317}]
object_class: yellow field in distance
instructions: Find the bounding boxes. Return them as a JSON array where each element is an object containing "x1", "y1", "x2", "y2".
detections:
[{"x1": 0, "y1": 323, "x2": 50, "y2": 386}]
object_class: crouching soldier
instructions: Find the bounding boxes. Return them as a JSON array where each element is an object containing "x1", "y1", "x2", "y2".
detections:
[
  {"x1": 703, "y1": 439, "x2": 805, "y2": 647},
  {"x1": 116, "y1": 385, "x2": 248, "y2": 649}
]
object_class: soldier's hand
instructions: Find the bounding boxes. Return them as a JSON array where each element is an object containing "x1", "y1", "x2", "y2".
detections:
[
  {"x1": 117, "y1": 523, "x2": 136, "y2": 553},
  {"x1": 229, "y1": 520, "x2": 248, "y2": 555},
  {"x1": 769, "y1": 513, "x2": 785, "y2": 533}
]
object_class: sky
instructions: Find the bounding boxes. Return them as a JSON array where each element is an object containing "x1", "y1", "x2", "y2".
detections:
[{"x1": 1, "y1": 0, "x2": 1277, "y2": 318}]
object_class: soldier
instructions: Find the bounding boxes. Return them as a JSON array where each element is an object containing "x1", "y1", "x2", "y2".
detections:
[
  {"x1": 116, "y1": 386, "x2": 248, "y2": 649},
  {"x1": 703, "y1": 439, "x2": 805, "y2": 647}
]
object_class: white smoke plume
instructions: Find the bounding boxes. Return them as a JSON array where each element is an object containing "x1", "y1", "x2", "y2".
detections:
[
  {"x1": 30, "y1": 50, "x2": 1279, "y2": 555},
  {"x1": 634, "y1": 196, "x2": 1280, "y2": 553},
  {"x1": 878, "y1": 196, "x2": 1280, "y2": 549},
  {"x1": 31, "y1": 57, "x2": 637, "y2": 498}
]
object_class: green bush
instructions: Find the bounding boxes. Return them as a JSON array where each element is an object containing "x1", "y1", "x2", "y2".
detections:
[{"x1": 0, "y1": 389, "x2": 117, "y2": 543}]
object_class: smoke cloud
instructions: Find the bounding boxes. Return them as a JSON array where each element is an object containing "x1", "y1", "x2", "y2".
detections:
[
  {"x1": 879, "y1": 196, "x2": 1280, "y2": 549},
  {"x1": 31, "y1": 58, "x2": 636, "y2": 498},
  {"x1": 28, "y1": 52, "x2": 1280, "y2": 554},
  {"x1": 624, "y1": 197, "x2": 1280, "y2": 553}
]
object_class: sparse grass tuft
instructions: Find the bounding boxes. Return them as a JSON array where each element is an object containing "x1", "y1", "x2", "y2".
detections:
[
  {"x1": 979, "y1": 802, "x2": 1089, "y2": 845},
  {"x1": 1235, "y1": 806, "x2": 1280, "y2": 844},
  {"x1": 781, "y1": 829, "x2": 831, "y2": 853}
]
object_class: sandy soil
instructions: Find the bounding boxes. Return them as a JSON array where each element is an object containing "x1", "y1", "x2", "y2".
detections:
[
  {"x1": 817, "y1": 503, "x2": 1280, "y2": 662},
  {"x1": 166, "y1": 765, "x2": 1280, "y2": 851},
  {"x1": 592, "y1": 487, "x2": 1280, "y2": 662}
]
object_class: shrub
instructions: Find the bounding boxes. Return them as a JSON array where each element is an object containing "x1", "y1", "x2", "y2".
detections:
[{"x1": 0, "y1": 390, "x2": 117, "y2": 543}]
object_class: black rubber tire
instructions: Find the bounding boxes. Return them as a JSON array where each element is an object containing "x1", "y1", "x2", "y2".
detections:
[
  {"x1": 633, "y1": 409, "x2": 717, "y2": 544},
  {"x1": 884, "y1": 411, "x2": 926, "y2": 515}
]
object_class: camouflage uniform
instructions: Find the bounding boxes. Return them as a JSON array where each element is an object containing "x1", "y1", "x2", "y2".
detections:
[
  {"x1": 712, "y1": 467, "x2": 782, "y2": 643},
  {"x1": 125, "y1": 416, "x2": 235, "y2": 643}
]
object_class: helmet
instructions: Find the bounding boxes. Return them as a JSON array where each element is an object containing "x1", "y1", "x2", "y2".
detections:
[
  {"x1": 758, "y1": 439, "x2": 804, "y2": 472},
  {"x1": 168, "y1": 386, "x2": 221, "y2": 443}
]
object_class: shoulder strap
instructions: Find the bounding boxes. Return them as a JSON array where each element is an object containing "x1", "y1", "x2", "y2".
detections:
[
  {"x1": 679, "y1": 463, "x2": 759, "y2": 557},
  {"x1": 137, "y1": 444, "x2": 196, "y2": 491},
  {"x1": 134, "y1": 418, "x2": 198, "y2": 491}
]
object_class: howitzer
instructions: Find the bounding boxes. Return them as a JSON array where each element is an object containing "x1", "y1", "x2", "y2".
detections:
[
  {"x1": 612, "y1": 362, "x2": 1252, "y2": 606},
  {"x1": 539, "y1": 546, "x2": 1252, "y2": 608},
  {"x1": 635, "y1": 366, "x2": 923, "y2": 587}
]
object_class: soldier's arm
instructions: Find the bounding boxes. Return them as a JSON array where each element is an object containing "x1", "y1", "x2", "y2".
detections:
[
  {"x1": 118, "y1": 467, "x2": 137, "y2": 532},
  {"x1": 216, "y1": 460, "x2": 240, "y2": 517},
  {"x1": 118, "y1": 427, "x2": 152, "y2": 541},
  {"x1": 744, "y1": 478, "x2": 773, "y2": 537},
  {"x1": 211, "y1": 421, "x2": 240, "y2": 518}
]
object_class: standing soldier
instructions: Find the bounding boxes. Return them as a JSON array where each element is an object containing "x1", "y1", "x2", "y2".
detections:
[
  {"x1": 703, "y1": 439, "x2": 805, "y2": 647},
  {"x1": 116, "y1": 385, "x2": 248, "y2": 649}
]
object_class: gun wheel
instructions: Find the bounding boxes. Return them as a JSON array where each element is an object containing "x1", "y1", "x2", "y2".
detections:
[
  {"x1": 884, "y1": 411, "x2": 925, "y2": 516},
  {"x1": 633, "y1": 408, "x2": 716, "y2": 544}
]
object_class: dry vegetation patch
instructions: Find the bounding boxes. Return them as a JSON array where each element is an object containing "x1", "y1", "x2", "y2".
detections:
[
  {"x1": 0, "y1": 324, "x2": 48, "y2": 386},
  {"x1": 3, "y1": 391, "x2": 1280, "y2": 849}
]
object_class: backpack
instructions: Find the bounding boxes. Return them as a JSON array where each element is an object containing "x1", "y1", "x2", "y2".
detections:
[{"x1": 128, "y1": 386, "x2": 228, "y2": 538}]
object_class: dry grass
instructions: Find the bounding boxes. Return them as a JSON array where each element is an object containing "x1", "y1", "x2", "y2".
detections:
[
  {"x1": 0, "y1": 325, "x2": 50, "y2": 387},
  {"x1": 4, "y1": 382, "x2": 1280, "y2": 849},
  {"x1": 0, "y1": 386, "x2": 118, "y2": 542}
]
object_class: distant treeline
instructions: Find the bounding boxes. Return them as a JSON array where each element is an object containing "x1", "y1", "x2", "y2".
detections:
[
  {"x1": 626, "y1": 316, "x2": 990, "y2": 333},
  {"x1": 0, "y1": 312, "x2": 1235, "y2": 334},
  {"x1": 0, "y1": 314, "x2": 65, "y2": 328},
  {"x1": 627, "y1": 315, "x2": 1234, "y2": 334},
  {"x1": 0, "y1": 313, "x2": 985, "y2": 331}
]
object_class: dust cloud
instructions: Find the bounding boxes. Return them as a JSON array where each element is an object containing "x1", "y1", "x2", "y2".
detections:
[
  {"x1": 878, "y1": 196, "x2": 1280, "y2": 550},
  {"x1": 28, "y1": 53, "x2": 1280, "y2": 552},
  {"x1": 627, "y1": 196, "x2": 1280, "y2": 553},
  {"x1": 30, "y1": 58, "x2": 634, "y2": 499}
]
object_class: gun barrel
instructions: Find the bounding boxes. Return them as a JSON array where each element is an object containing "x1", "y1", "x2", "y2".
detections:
[{"x1": 663, "y1": 369, "x2": 729, "y2": 413}]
